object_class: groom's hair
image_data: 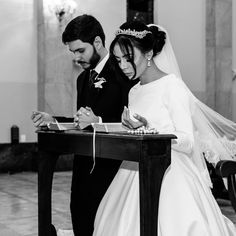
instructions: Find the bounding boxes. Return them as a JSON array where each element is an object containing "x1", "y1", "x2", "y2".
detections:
[{"x1": 62, "y1": 14, "x2": 106, "y2": 46}]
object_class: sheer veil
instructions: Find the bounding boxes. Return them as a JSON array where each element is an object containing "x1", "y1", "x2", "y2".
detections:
[{"x1": 148, "y1": 24, "x2": 236, "y2": 187}]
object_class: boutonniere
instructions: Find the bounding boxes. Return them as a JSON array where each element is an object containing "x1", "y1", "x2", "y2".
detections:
[{"x1": 94, "y1": 77, "x2": 106, "y2": 89}]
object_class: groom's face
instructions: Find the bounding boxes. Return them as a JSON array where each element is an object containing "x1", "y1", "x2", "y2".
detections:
[{"x1": 68, "y1": 39, "x2": 100, "y2": 70}]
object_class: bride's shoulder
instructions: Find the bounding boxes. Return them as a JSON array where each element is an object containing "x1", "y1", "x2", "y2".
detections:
[
  {"x1": 163, "y1": 73, "x2": 181, "y2": 85},
  {"x1": 163, "y1": 74, "x2": 187, "y2": 92},
  {"x1": 164, "y1": 73, "x2": 179, "y2": 81},
  {"x1": 130, "y1": 81, "x2": 141, "y2": 90}
]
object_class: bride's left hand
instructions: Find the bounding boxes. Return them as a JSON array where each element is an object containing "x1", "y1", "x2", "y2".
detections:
[{"x1": 122, "y1": 106, "x2": 148, "y2": 129}]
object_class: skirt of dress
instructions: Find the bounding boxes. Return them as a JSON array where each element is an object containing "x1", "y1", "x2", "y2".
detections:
[{"x1": 93, "y1": 150, "x2": 236, "y2": 236}]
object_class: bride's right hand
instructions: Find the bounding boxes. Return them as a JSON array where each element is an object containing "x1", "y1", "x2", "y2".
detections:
[{"x1": 122, "y1": 106, "x2": 148, "y2": 129}]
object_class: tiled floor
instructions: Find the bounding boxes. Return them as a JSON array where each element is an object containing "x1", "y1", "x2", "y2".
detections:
[
  {"x1": 0, "y1": 171, "x2": 236, "y2": 236},
  {"x1": 0, "y1": 171, "x2": 72, "y2": 236}
]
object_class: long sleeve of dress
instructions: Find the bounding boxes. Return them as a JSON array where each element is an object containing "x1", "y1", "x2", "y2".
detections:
[{"x1": 164, "y1": 78, "x2": 194, "y2": 154}]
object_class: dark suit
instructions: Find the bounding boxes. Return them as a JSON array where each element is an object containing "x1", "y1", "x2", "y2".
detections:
[{"x1": 63, "y1": 57, "x2": 137, "y2": 236}]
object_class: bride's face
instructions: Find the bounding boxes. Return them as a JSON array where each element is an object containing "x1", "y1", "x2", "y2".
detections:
[{"x1": 113, "y1": 44, "x2": 147, "y2": 80}]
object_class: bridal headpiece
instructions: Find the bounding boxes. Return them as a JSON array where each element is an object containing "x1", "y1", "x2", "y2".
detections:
[{"x1": 115, "y1": 28, "x2": 151, "y2": 39}]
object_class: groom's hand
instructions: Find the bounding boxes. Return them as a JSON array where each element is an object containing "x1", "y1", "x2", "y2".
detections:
[
  {"x1": 74, "y1": 107, "x2": 99, "y2": 126},
  {"x1": 31, "y1": 111, "x2": 55, "y2": 127}
]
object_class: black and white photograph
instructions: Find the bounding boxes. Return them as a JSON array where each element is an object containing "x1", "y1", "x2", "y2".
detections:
[{"x1": 0, "y1": 0, "x2": 236, "y2": 235}]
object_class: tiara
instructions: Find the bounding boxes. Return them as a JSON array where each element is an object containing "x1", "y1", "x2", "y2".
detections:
[{"x1": 115, "y1": 28, "x2": 151, "y2": 39}]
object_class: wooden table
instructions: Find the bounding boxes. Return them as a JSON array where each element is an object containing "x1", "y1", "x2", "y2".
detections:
[{"x1": 37, "y1": 130, "x2": 176, "y2": 236}]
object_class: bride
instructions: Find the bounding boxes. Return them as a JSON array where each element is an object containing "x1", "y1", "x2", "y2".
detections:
[{"x1": 92, "y1": 20, "x2": 236, "y2": 236}]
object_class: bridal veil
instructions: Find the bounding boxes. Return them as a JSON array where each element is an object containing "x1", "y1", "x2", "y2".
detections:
[{"x1": 148, "y1": 24, "x2": 236, "y2": 187}]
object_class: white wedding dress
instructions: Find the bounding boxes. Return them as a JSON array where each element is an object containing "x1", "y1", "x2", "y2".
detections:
[{"x1": 93, "y1": 74, "x2": 236, "y2": 236}]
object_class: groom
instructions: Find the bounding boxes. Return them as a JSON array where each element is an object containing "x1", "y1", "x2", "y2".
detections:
[
  {"x1": 62, "y1": 14, "x2": 135, "y2": 236},
  {"x1": 32, "y1": 14, "x2": 137, "y2": 235}
]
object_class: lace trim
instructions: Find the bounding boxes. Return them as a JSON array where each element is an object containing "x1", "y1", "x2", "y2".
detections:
[
  {"x1": 200, "y1": 137, "x2": 236, "y2": 164},
  {"x1": 221, "y1": 136, "x2": 236, "y2": 159},
  {"x1": 203, "y1": 149, "x2": 220, "y2": 164}
]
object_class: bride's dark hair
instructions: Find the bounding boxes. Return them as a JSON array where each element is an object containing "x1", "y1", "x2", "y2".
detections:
[{"x1": 110, "y1": 20, "x2": 166, "y2": 79}]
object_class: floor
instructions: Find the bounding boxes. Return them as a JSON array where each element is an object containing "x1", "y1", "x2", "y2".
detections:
[
  {"x1": 0, "y1": 171, "x2": 236, "y2": 236},
  {"x1": 0, "y1": 171, "x2": 72, "y2": 236}
]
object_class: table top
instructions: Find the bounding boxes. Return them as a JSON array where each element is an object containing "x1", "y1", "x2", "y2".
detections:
[{"x1": 37, "y1": 129, "x2": 177, "y2": 141}]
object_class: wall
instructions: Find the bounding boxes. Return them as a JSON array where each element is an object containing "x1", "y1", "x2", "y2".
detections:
[
  {"x1": 74, "y1": 0, "x2": 127, "y2": 48},
  {"x1": 155, "y1": 0, "x2": 206, "y2": 100},
  {"x1": 233, "y1": 0, "x2": 236, "y2": 122},
  {"x1": 214, "y1": 0, "x2": 232, "y2": 119},
  {"x1": 155, "y1": 0, "x2": 233, "y2": 120},
  {"x1": 0, "y1": 0, "x2": 37, "y2": 143}
]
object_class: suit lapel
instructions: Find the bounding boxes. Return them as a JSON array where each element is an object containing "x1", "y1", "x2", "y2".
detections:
[
  {"x1": 77, "y1": 70, "x2": 89, "y2": 109},
  {"x1": 87, "y1": 62, "x2": 110, "y2": 107},
  {"x1": 77, "y1": 59, "x2": 112, "y2": 109},
  {"x1": 97, "y1": 59, "x2": 111, "y2": 84}
]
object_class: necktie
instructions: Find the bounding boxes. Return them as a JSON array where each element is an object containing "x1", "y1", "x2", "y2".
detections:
[{"x1": 89, "y1": 70, "x2": 98, "y2": 87}]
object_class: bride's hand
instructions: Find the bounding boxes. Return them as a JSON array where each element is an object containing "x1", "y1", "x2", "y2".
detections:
[{"x1": 122, "y1": 106, "x2": 148, "y2": 129}]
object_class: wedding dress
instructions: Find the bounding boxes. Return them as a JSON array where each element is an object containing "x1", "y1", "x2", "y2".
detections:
[
  {"x1": 93, "y1": 74, "x2": 236, "y2": 236},
  {"x1": 92, "y1": 25, "x2": 236, "y2": 236}
]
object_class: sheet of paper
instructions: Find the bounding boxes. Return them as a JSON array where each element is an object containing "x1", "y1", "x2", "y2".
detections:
[{"x1": 91, "y1": 123, "x2": 128, "y2": 133}]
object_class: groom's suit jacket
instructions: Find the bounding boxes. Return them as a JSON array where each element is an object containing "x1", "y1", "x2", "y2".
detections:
[
  {"x1": 56, "y1": 57, "x2": 131, "y2": 123},
  {"x1": 76, "y1": 57, "x2": 126, "y2": 122},
  {"x1": 68, "y1": 56, "x2": 138, "y2": 236}
]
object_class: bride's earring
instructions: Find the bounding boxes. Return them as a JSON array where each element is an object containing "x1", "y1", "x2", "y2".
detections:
[{"x1": 147, "y1": 58, "x2": 151, "y2": 67}]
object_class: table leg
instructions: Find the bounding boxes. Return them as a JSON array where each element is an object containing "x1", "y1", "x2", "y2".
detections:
[
  {"x1": 38, "y1": 151, "x2": 59, "y2": 236},
  {"x1": 139, "y1": 140, "x2": 171, "y2": 236}
]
